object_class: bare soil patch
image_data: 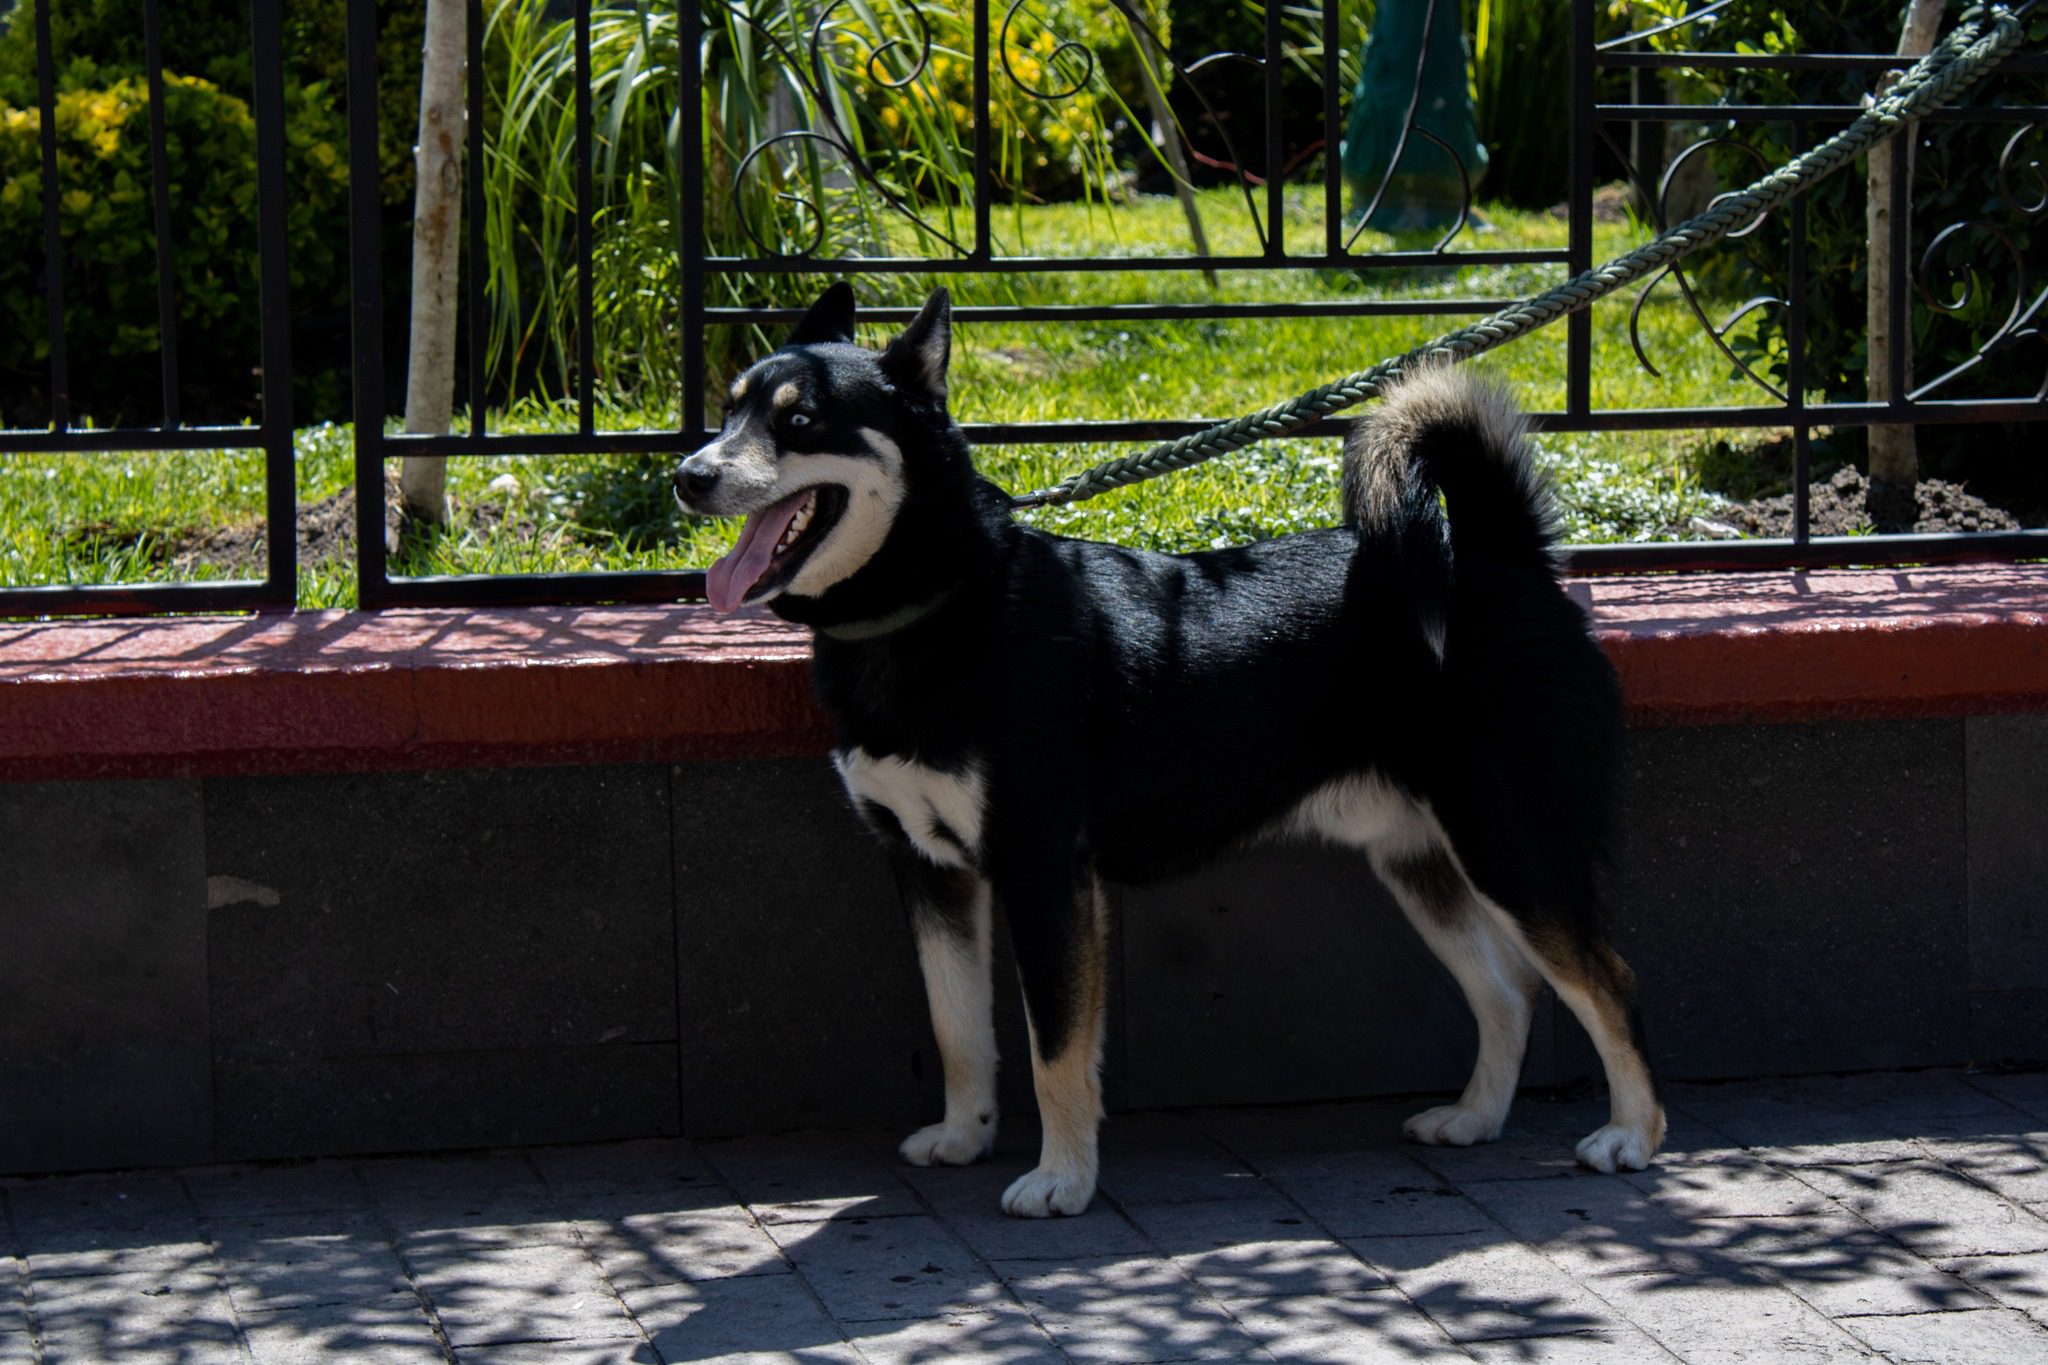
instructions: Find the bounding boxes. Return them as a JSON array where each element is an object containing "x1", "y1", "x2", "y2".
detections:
[
  {"x1": 1713, "y1": 466, "x2": 2021, "y2": 538},
  {"x1": 66, "y1": 472, "x2": 407, "y2": 577}
]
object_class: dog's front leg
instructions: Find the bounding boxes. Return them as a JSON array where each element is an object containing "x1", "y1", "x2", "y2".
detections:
[
  {"x1": 999, "y1": 864, "x2": 1108, "y2": 1218},
  {"x1": 895, "y1": 853, "x2": 999, "y2": 1168}
]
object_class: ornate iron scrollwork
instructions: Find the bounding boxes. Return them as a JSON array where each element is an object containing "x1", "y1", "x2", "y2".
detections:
[
  {"x1": 998, "y1": 1, "x2": 1094, "y2": 100},
  {"x1": 1909, "y1": 218, "x2": 2048, "y2": 401},
  {"x1": 1890, "y1": 118, "x2": 2048, "y2": 402},
  {"x1": 721, "y1": 0, "x2": 968, "y2": 257},
  {"x1": 819, "y1": 0, "x2": 935, "y2": 90},
  {"x1": 1997, "y1": 122, "x2": 2046, "y2": 217},
  {"x1": 1603, "y1": 128, "x2": 1790, "y2": 400}
]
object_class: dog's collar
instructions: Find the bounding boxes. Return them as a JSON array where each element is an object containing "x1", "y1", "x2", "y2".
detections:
[{"x1": 813, "y1": 582, "x2": 965, "y2": 643}]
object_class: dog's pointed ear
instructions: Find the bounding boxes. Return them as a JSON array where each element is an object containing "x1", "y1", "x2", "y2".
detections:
[
  {"x1": 881, "y1": 287, "x2": 951, "y2": 402},
  {"x1": 788, "y1": 282, "x2": 858, "y2": 346}
]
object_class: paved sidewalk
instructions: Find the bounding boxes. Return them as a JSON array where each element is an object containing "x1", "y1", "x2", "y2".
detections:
[{"x1": 3, "y1": 1069, "x2": 2046, "y2": 1363}]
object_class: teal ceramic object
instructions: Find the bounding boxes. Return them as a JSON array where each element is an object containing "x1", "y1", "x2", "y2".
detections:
[{"x1": 1342, "y1": 0, "x2": 1489, "y2": 231}]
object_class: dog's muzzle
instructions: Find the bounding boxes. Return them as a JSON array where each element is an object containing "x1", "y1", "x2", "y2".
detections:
[{"x1": 673, "y1": 454, "x2": 719, "y2": 510}]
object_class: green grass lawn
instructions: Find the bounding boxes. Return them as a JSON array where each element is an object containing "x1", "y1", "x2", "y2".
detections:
[{"x1": 2, "y1": 186, "x2": 1788, "y2": 611}]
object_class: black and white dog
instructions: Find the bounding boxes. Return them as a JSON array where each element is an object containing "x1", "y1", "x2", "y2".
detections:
[{"x1": 674, "y1": 283, "x2": 1663, "y2": 1217}]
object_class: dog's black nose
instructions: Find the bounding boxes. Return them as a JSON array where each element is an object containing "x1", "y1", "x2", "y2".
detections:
[{"x1": 674, "y1": 462, "x2": 718, "y2": 505}]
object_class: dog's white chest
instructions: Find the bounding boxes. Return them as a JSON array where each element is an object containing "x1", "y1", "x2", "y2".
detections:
[{"x1": 836, "y1": 749, "x2": 985, "y2": 868}]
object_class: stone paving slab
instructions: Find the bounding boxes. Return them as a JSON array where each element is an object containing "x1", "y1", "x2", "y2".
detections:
[
  {"x1": 4, "y1": 1068, "x2": 2048, "y2": 1362},
  {"x1": 1937, "y1": 1247, "x2": 2048, "y2": 1325},
  {"x1": 238, "y1": 1301, "x2": 447, "y2": 1365},
  {"x1": 576, "y1": 1207, "x2": 792, "y2": 1289},
  {"x1": 1838, "y1": 1306, "x2": 2048, "y2": 1363},
  {"x1": 895, "y1": 1142, "x2": 1154, "y2": 1267}
]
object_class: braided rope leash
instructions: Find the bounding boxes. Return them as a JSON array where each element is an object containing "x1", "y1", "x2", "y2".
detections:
[{"x1": 1009, "y1": 6, "x2": 2026, "y2": 510}]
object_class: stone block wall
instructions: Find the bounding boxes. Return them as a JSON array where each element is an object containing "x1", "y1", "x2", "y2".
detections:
[{"x1": 4, "y1": 716, "x2": 2042, "y2": 1175}]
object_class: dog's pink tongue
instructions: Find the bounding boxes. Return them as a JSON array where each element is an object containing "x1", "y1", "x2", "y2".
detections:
[{"x1": 705, "y1": 490, "x2": 809, "y2": 613}]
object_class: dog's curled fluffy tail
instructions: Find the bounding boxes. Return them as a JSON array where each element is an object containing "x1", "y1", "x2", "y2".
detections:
[
  {"x1": 1342, "y1": 361, "x2": 1556, "y2": 559},
  {"x1": 1341, "y1": 362, "x2": 1558, "y2": 657}
]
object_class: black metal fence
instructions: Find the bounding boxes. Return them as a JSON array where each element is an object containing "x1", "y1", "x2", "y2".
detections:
[
  {"x1": 3, "y1": 0, "x2": 2045, "y2": 618},
  {"x1": 0, "y1": 0, "x2": 297, "y2": 616}
]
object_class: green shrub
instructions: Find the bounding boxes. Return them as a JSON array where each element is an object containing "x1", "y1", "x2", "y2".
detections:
[
  {"x1": 0, "y1": 1, "x2": 252, "y2": 105},
  {"x1": 0, "y1": 0, "x2": 425, "y2": 204},
  {"x1": 0, "y1": 73, "x2": 348, "y2": 425},
  {"x1": 0, "y1": 1, "x2": 421, "y2": 425}
]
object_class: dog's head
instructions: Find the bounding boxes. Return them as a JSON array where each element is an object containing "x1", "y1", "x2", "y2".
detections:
[{"x1": 675, "y1": 283, "x2": 953, "y2": 613}]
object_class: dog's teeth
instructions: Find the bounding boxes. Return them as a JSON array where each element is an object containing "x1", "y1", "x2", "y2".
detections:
[{"x1": 776, "y1": 495, "x2": 816, "y2": 556}]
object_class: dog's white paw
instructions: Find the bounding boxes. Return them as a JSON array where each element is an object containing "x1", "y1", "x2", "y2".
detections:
[
  {"x1": 898, "y1": 1121, "x2": 993, "y2": 1168},
  {"x1": 1000, "y1": 1165, "x2": 1095, "y2": 1218},
  {"x1": 1575, "y1": 1122, "x2": 1658, "y2": 1173},
  {"x1": 1403, "y1": 1103, "x2": 1506, "y2": 1147}
]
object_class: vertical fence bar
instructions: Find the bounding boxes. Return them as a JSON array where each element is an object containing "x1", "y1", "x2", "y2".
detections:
[
  {"x1": 347, "y1": 0, "x2": 390, "y2": 607},
  {"x1": 1788, "y1": 116, "x2": 1810, "y2": 548},
  {"x1": 33, "y1": 0, "x2": 69, "y2": 429},
  {"x1": 1323, "y1": 0, "x2": 1340, "y2": 258},
  {"x1": 680, "y1": 0, "x2": 705, "y2": 436},
  {"x1": 1566, "y1": 0, "x2": 1594, "y2": 417},
  {"x1": 974, "y1": 0, "x2": 992, "y2": 260},
  {"x1": 575, "y1": 0, "x2": 595, "y2": 436},
  {"x1": 1264, "y1": 0, "x2": 1284, "y2": 258},
  {"x1": 143, "y1": 0, "x2": 181, "y2": 429},
  {"x1": 252, "y1": 0, "x2": 296, "y2": 608},
  {"x1": 467, "y1": 0, "x2": 486, "y2": 437}
]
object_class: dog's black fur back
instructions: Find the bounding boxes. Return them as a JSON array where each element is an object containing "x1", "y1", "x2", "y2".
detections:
[{"x1": 806, "y1": 361, "x2": 1621, "y2": 918}]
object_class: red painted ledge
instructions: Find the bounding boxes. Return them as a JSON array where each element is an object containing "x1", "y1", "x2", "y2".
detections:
[{"x1": 1, "y1": 565, "x2": 2045, "y2": 782}]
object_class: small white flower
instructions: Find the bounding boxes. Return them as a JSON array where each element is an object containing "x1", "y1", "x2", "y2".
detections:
[{"x1": 487, "y1": 473, "x2": 521, "y2": 497}]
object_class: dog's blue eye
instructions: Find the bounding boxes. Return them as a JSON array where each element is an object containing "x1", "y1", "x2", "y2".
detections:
[{"x1": 789, "y1": 413, "x2": 811, "y2": 428}]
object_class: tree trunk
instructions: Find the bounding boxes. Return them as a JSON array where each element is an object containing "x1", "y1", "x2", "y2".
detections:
[
  {"x1": 400, "y1": 0, "x2": 467, "y2": 525},
  {"x1": 1865, "y1": 0, "x2": 1945, "y2": 532}
]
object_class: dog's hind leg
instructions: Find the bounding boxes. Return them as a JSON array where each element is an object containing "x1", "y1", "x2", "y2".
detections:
[
  {"x1": 895, "y1": 855, "x2": 1000, "y2": 1168},
  {"x1": 1001, "y1": 869, "x2": 1108, "y2": 1218},
  {"x1": 1511, "y1": 918, "x2": 1665, "y2": 1172},
  {"x1": 1372, "y1": 843, "x2": 1543, "y2": 1147}
]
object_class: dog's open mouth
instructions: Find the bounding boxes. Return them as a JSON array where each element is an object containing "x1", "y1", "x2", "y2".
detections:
[{"x1": 705, "y1": 484, "x2": 847, "y2": 612}]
